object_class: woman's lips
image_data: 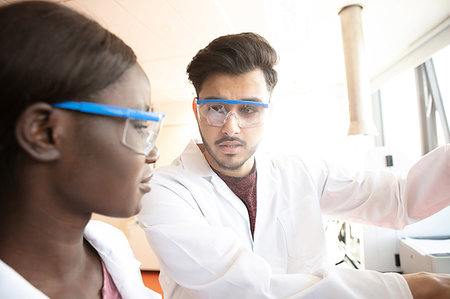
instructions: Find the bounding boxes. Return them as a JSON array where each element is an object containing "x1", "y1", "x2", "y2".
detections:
[
  {"x1": 139, "y1": 174, "x2": 153, "y2": 193},
  {"x1": 139, "y1": 183, "x2": 151, "y2": 193},
  {"x1": 141, "y1": 174, "x2": 153, "y2": 184}
]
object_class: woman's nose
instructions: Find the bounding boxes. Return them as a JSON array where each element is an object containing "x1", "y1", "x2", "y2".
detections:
[{"x1": 145, "y1": 146, "x2": 159, "y2": 164}]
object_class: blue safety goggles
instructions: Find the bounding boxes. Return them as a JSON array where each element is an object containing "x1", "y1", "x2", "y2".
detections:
[
  {"x1": 52, "y1": 101, "x2": 165, "y2": 156},
  {"x1": 195, "y1": 98, "x2": 269, "y2": 128},
  {"x1": 195, "y1": 98, "x2": 269, "y2": 108},
  {"x1": 52, "y1": 101, "x2": 165, "y2": 122}
]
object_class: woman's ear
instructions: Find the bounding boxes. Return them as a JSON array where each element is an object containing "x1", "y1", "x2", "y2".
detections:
[{"x1": 15, "y1": 102, "x2": 61, "y2": 161}]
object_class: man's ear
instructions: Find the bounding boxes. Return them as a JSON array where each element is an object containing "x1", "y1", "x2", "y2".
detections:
[
  {"x1": 15, "y1": 102, "x2": 61, "y2": 161},
  {"x1": 192, "y1": 98, "x2": 199, "y2": 122}
]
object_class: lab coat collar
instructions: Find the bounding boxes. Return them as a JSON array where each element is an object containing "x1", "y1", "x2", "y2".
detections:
[
  {"x1": 0, "y1": 221, "x2": 159, "y2": 299},
  {"x1": 178, "y1": 139, "x2": 277, "y2": 193},
  {"x1": 177, "y1": 140, "x2": 278, "y2": 240},
  {"x1": 177, "y1": 140, "x2": 252, "y2": 224},
  {"x1": 0, "y1": 259, "x2": 48, "y2": 298},
  {"x1": 179, "y1": 140, "x2": 214, "y2": 178},
  {"x1": 84, "y1": 221, "x2": 160, "y2": 299},
  {"x1": 179, "y1": 139, "x2": 267, "y2": 179}
]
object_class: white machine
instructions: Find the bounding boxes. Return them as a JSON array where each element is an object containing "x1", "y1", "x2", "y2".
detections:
[{"x1": 399, "y1": 236, "x2": 450, "y2": 274}]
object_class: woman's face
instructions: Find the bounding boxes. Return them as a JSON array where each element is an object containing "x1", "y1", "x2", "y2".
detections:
[{"x1": 55, "y1": 64, "x2": 155, "y2": 217}]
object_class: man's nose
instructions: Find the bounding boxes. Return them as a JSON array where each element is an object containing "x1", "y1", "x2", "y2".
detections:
[{"x1": 221, "y1": 112, "x2": 241, "y2": 136}]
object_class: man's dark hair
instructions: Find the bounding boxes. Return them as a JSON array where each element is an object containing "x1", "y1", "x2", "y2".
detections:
[
  {"x1": 0, "y1": 1, "x2": 137, "y2": 180},
  {"x1": 187, "y1": 32, "x2": 278, "y2": 95}
]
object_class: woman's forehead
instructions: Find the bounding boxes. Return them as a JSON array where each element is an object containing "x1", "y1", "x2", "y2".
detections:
[{"x1": 98, "y1": 64, "x2": 151, "y2": 110}]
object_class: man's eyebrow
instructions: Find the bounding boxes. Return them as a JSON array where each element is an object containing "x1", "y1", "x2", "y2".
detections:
[
  {"x1": 203, "y1": 96, "x2": 225, "y2": 100},
  {"x1": 241, "y1": 97, "x2": 263, "y2": 103},
  {"x1": 203, "y1": 97, "x2": 264, "y2": 103}
]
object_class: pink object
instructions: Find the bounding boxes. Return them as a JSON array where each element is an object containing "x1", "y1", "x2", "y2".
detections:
[{"x1": 101, "y1": 260, "x2": 122, "y2": 299}]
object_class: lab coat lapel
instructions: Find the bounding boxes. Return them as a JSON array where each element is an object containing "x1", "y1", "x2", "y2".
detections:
[
  {"x1": 180, "y1": 140, "x2": 252, "y2": 223},
  {"x1": 0, "y1": 260, "x2": 49, "y2": 298},
  {"x1": 210, "y1": 173, "x2": 250, "y2": 221},
  {"x1": 0, "y1": 222, "x2": 159, "y2": 299},
  {"x1": 178, "y1": 140, "x2": 212, "y2": 177}
]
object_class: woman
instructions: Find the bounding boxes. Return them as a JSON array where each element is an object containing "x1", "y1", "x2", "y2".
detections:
[{"x1": 0, "y1": 1, "x2": 164, "y2": 298}]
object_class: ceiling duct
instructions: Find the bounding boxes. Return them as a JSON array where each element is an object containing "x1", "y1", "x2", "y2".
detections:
[{"x1": 339, "y1": 4, "x2": 378, "y2": 136}]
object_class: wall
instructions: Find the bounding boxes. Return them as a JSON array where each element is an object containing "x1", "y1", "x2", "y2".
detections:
[{"x1": 153, "y1": 100, "x2": 199, "y2": 167}]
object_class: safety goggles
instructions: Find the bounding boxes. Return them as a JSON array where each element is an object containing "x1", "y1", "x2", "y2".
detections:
[
  {"x1": 52, "y1": 101, "x2": 165, "y2": 156},
  {"x1": 195, "y1": 98, "x2": 269, "y2": 128}
]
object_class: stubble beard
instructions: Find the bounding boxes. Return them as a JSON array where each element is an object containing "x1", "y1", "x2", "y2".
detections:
[{"x1": 200, "y1": 133, "x2": 259, "y2": 171}]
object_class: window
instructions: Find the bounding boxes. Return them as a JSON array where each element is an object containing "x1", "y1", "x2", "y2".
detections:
[{"x1": 377, "y1": 45, "x2": 449, "y2": 159}]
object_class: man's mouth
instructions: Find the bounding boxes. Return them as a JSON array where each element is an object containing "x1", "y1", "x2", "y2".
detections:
[
  {"x1": 217, "y1": 142, "x2": 243, "y2": 154},
  {"x1": 219, "y1": 142, "x2": 242, "y2": 147},
  {"x1": 215, "y1": 137, "x2": 245, "y2": 146},
  {"x1": 215, "y1": 138, "x2": 246, "y2": 155}
]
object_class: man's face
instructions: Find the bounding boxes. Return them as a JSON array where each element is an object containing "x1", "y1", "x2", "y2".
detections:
[{"x1": 197, "y1": 69, "x2": 270, "y2": 177}]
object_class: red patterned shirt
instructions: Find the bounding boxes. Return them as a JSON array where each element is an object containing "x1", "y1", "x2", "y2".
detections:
[{"x1": 214, "y1": 164, "x2": 257, "y2": 238}]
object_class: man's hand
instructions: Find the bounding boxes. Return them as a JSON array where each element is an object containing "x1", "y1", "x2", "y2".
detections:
[{"x1": 403, "y1": 272, "x2": 450, "y2": 299}]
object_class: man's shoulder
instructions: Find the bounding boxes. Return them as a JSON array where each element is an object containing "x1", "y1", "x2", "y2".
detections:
[
  {"x1": 152, "y1": 163, "x2": 211, "y2": 192},
  {"x1": 256, "y1": 150, "x2": 309, "y2": 167},
  {"x1": 153, "y1": 141, "x2": 213, "y2": 179},
  {"x1": 256, "y1": 150, "x2": 328, "y2": 179}
]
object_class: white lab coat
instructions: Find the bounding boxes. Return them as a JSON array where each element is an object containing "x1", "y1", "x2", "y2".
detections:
[
  {"x1": 0, "y1": 220, "x2": 161, "y2": 299},
  {"x1": 139, "y1": 141, "x2": 449, "y2": 299}
]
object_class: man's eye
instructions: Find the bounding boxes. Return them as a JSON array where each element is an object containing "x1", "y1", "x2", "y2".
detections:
[
  {"x1": 240, "y1": 105, "x2": 258, "y2": 114},
  {"x1": 209, "y1": 105, "x2": 225, "y2": 113}
]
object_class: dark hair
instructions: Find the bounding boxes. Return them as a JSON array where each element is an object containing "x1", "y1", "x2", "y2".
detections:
[
  {"x1": 187, "y1": 32, "x2": 278, "y2": 96},
  {"x1": 0, "y1": 1, "x2": 137, "y2": 179}
]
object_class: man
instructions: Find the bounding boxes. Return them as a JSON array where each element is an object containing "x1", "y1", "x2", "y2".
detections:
[{"x1": 139, "y1": 32, "x2": 450, "y2": 298}]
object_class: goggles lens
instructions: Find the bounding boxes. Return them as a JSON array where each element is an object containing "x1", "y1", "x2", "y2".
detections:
[
  {"x1": 123, "y1": 118, "x2": 162, "y2": 156},
  {"x1": 196, "y1": 99, "x2": 269, "y2": 128},
  {"x1": 52, "y1": 101, "x2": 165, "y2": 156}
]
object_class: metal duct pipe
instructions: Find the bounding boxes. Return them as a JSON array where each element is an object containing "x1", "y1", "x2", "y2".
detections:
[{"x1": 339, "y1": 4, "x2": 378, "y2": 135}]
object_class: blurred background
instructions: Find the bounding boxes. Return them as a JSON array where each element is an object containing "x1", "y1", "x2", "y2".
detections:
[{"x1": 2, "y1": 0, "x2": 449, "y2": 277}]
